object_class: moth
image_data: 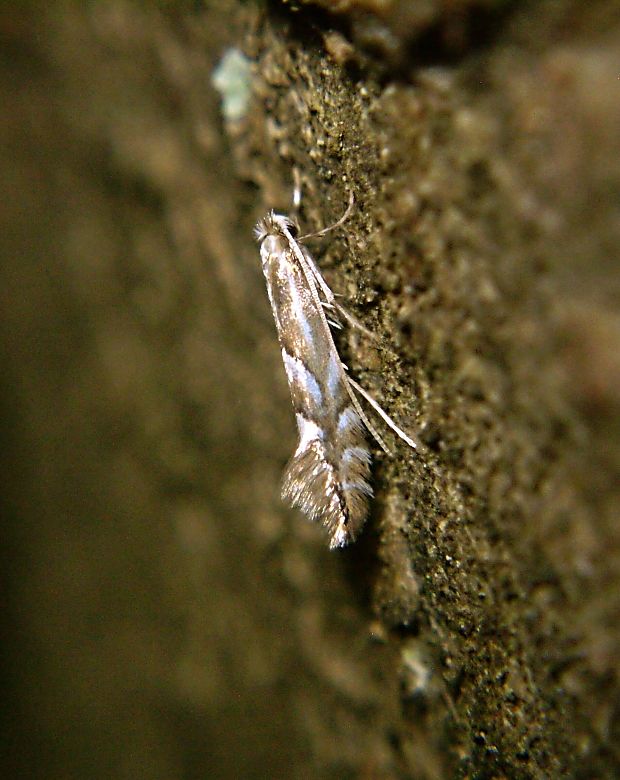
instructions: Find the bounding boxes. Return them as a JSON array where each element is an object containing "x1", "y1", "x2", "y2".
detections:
[{"x1": 255, "y1": 192, "x2": 416, "y2": 548}]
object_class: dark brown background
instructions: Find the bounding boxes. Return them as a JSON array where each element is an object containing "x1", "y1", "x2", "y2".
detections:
[{"x1": 1, "y1": 2, "x2": 619, "y2": 778}]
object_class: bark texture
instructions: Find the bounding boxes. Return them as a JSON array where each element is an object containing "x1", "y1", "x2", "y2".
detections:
[{"x1": 1, "y1": 2, "x2": 619, "y2": 778}]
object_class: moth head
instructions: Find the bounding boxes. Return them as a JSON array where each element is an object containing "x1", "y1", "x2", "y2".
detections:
[{"x1": 254, "y1": 211, "x2": 300, "y2": 242}]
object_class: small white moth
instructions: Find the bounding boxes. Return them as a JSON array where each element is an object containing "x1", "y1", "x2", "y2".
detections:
[{"x1": 255, "y1": 191, "x2": 416, "y2": 548}]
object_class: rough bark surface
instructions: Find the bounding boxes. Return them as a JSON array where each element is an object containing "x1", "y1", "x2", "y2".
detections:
[{"x1": 1, "y1": 2, "x2": 619, "y2": 778}]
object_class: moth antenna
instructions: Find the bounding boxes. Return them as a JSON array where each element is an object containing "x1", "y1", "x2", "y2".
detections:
[
  {"x1": 292, "y1": 167, "x2": 302, "y2": 212},
  {"x1": 298, "y1": 190, "x2": 354, "y2": 240}
]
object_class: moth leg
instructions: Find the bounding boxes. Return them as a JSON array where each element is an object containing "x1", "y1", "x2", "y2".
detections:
[
  {"x1": 333, "y1": 301, "x2": 377, "y2": 340},
  {"x1": 298, "y1": 246, "x2": 339, "y2": 307},
  {"x1": 326, "y1": 316, "x2": 343, "y2": 330},
  {"x1": 296, "y1": 207, "x2": 365, "y2": 337},
  {"x1": 347, "y1": 376, "x2": 419, "y2": 452},
  {"x1": 300, "y1": 251, "x2": 375, "y2": 342},
  {"x1": 342, "y1": 378, "x2": 391, "y2": 455}
]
